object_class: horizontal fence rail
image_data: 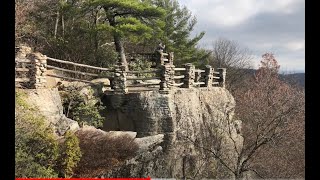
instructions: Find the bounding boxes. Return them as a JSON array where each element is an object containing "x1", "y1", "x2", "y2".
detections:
[
  {"x1": 126, "y1": 69, "x2": 160, "y2": 74},
  {"x1": 15, "y1": 59, "x2": 31, "y2": 63},
  {"x1": 15, "y1": 46, "x2": 226, "y2": 92},
  {"x1": 15, "y1": 57, "x2": 32, "y2": 84},
  {"x1": 15, "y1": 78, "x2": 30, "y2": 82},
  {"x1": 126, "y1": 83, "x2": 160, "y2": 87},
  {"x1": 47, "y1": 65, "x2": 100, "y2": 77},
  {"x1": 174, "y1": 68, "x2": 186, "y2": 71},
  {"x1": 47, "y1": 57, "x2": 112, "y2": 71},
  {"x1": 15, "y1": 68, "x2": 29, "y2": 72},
  {"x1": 126, "y1": 76, "x2": 161, "y2": 81},
  {"x1": 173, "y1": 75, "x2": 185, "y2": 79}
]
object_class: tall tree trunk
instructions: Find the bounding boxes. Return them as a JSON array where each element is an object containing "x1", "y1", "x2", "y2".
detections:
[
  {"x1": 108, "y1": 16, "x2": 128, "y2": 71},
  {"x1": 54, "y1": 10, "x2": 60, "y2": 39},
  {"x1": 94, "y1": 10, "x2": 99, "y2": 65},
  {"x1": 62, "y1": 14, "x2": 65, "y2": 38},
  {"x1": 114, "y1": 35, "x2": 128, "y2": 70}
]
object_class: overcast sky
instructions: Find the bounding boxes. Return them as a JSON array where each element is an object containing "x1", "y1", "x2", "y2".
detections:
[{"x1": 178, "y1": 0, "x2": 305, "y2": 73}]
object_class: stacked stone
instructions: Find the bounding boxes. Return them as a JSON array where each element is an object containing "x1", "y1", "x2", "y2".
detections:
[
  {"x1": 204, "y1": 65, "x2": 214, "y2": 88},
  {"x1": 112, "y1": 65, "x2": 128, "y2": 94},
  {"x1": 15, "y1": 46, "x2": 32, "y2": 59},
  {"x1": 182, "y1": 63, "x2": 195, "y2": 88},
  {"x1": 28, "y1": 52, "x2": 47, "y2": 89},
  {"x1": 159, "y1": 64, "x2": 175, "y2": 91},
  {"x1": 217, "y1": 68, "x2": 226, "y2": 88}
]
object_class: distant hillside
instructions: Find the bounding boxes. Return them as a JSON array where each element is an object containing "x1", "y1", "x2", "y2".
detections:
[
  {"x1": 279, "y1": 73, "x2": 305, "y2": 88},
  {"x1": 240, "y1": 69, "x2": 305, "y2": 88}
]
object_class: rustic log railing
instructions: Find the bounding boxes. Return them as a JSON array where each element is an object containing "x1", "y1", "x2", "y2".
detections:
[{"x1": 15, "y1": 46, "x2": 226, "y2": 93}]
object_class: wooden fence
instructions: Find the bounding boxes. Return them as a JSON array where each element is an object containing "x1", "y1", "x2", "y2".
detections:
[{"x1": 15, "y1": 46, "x2": 226, "y2": 93}]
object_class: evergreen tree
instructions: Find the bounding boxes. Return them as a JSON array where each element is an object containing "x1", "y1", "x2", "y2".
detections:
[
  {"x1": 89, "y1": 0, "x2": 165, "y2": 70},
  {"x1": 151, "y1": 0, "x2": 210, "y2": 66}
]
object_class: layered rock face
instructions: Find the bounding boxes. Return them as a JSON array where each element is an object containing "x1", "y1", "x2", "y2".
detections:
[{"x1": 101, "y1": 87, "x2": 242, "y2": 179}]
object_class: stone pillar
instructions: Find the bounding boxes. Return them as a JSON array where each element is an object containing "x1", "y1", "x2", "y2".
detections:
[
  {"x1": 204, "y1": 65, "x2": 214, "y2": 87},
  {"x1": 159, "y1": 64, "x2": 175, "y2": 91},
  {"x1": 15, "y1": 46, "x2": 32, "y2": 58},
  {"x1": 183, "y1": 63, "x2": 195, "y2": 88},
  {"x1": 28, "y1": 52, "x2": 47, "y2": 89},
  {"x1": 112, "y1": 65, "x2": 128, "y2": 94},
  {"x1": 217, "y1": 68, "x2": 226, "y2": 88}
]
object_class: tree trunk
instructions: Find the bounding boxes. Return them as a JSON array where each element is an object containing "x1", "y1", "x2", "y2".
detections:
[
  {"x1": 108, "y1": 16, "x2": 128, "y2": 71},
  {"x1": 62, "y1": 14, "x2": 65, "y2": 38},
  {"x1": 114, "y1": 35, "x2": 128, "y2": 70},
  {"x1": 54, "y1": 10, "x2": 60, "y2": 39},
  {"x1": 94, "y1": 10, "x2": 99, "y2": 66}
]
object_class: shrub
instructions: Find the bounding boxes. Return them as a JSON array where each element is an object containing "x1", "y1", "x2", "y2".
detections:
[
  {"x1": 59, "y1": 85, "x2": 106, "y2": 128},
  {"x1": 57, "y1": 131, "x2": 82, "y2": 178},
  {"x1": 74, "y1": 129, "x2": 139, "y2": 177},
  {"x1": 15, "y1": 90, "x2": 59, "y2": 178},
  {"x1": 128, "y1": 57, "x2": 154, "y2": 78},
  {"x1": 15, "y1": 89, "x2": 82, "y2": 178}
]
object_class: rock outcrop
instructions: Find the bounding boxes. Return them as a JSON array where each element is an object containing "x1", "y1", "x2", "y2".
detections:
[
  {"x1": 101, "y1": 87, "x2": 243, "y2": 179},
  {"x1": 17, "y1": 85, "x2": 242, "y2": 179},
  {"x1": 22, "y1": 88, "x2": 79, "y2": 135}
]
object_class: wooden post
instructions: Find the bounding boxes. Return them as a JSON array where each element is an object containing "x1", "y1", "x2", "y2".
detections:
[
  {"x1": 183, "y1": 63, "x2": 195, "y2": 88},
  {"x1": 112, "y1": 65, "x2": 128, "y2": 94},
  {"x1": 159, "y1": 64, "x2": 175, "y2": 91},
  {"x1": 168, "y1": 52, "x2": 174, "y2": 65},
  {"x1": 28, "y1": 52, "x2": 47, "y2": 89},
  {"x1": 195, "y1": 72, "x2": 201, "y2": 83},
  {"x1": 217, "y1": 68, "x2": 226, "y2": 88},
  {"x1": 204, "y1": 65, "x2": 214, "y2": 87},
  {"x1": 160, "y1": 52, "x2": 165, "y2": 66},
  {"x1": 154, "y1": 51, "x2": 164, "y2": 67}
]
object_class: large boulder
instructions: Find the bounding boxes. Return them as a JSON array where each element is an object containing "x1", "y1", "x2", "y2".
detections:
[
  {"x1": 22, "y1": 88, "x2": 80, "y2": 135},
  {"x1": 91, "y1": 78, "x2": 111, "y2": 93}
]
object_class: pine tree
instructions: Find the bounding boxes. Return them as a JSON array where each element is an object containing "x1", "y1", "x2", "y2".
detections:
[
  {"x1": 151, "y1": 0, "x2": 209, "y2": 66},
  {"x1": 89, "y1": 0, "x2": 165, "y2": 70}
]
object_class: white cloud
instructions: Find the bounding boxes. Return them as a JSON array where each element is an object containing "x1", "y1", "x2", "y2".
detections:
[
  {"x1": 177, "y1": 0, "x2": 305, "y2": 72},
  {"x1": 284, "y1": 40, "x2": 305, "y2": 51},
  {"x1": 180, "y1": 0, "x2": 303, "y2": 27}
]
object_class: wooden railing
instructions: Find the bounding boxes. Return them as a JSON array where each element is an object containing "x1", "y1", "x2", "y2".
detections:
[
  {"x1": 15, "y1": 46, "x2": 226, "y2": 93},
  {"x1": 46, "y1": 57, "x2": 113, "y2": 84},
  {"x1": 15, "y1": 58, "x2": 31, "y2": 83}
]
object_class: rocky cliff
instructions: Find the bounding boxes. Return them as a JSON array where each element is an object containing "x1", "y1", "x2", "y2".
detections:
[
  {"x1": 17, "y1": 86, "x2": 242, "y2": 179},
  {"x1": 101, "y1": 87, "x2": 243, "y2": 179}
]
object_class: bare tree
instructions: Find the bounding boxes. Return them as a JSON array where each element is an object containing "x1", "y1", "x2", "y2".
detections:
[
  {"x1": 186, "y1": 53, "x2": 304, "y2": 179},
  {"x1": 15, "y1": 0, "x2": 36, "y2": 43},
  {"x1": 210, "y1": 38, "x2": 253, "y2": 92},
  {"x1": 237, "y1": 53, "x2": 305, "y2": 178}
]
